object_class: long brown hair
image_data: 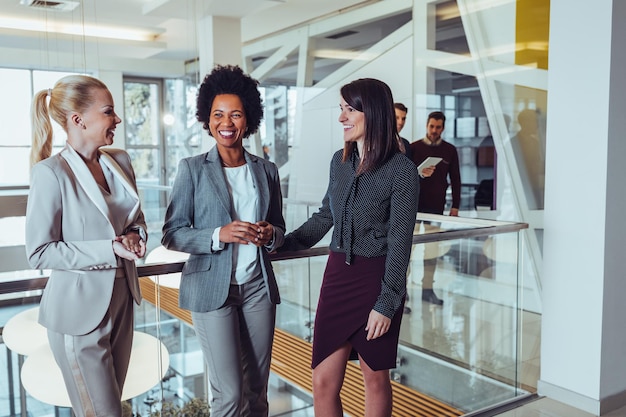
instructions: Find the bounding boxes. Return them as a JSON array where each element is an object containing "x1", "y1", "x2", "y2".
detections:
[{"x1": 340, "y1": 78, "x2": 399, "y2": 175}]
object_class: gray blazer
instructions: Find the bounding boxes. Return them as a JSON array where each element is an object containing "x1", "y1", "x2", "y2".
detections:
[
  {"x1": 161, "y1": 147, "x2": 285, "y2": 312},
  {"x1": 25, "y1": 146, "x2": 146, "y2": 336}
]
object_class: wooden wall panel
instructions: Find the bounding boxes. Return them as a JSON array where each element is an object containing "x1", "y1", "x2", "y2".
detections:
[{"x1": 140, "y1": 278, "x2": 462, "y2": 417}]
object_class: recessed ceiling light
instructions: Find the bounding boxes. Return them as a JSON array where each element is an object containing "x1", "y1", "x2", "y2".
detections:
[{"x1": 19, "y1": 0, "x2": 80, "y2": 13}]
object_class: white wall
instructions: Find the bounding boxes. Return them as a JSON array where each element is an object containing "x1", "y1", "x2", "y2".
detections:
[{"x1": 539, "y1": 0, "x2": 626, "y2": 414}]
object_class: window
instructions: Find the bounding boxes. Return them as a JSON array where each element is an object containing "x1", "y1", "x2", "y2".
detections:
[
  {"x1": 123, "y1": 76, "x2": 201, "y2": 243},
  {"x1": 0, "y1": 68, "x2": 81, "y2": 186}
]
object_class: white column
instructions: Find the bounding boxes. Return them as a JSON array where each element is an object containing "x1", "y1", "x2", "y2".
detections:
[
  {"x1": 540, "y1": 0, "x2": 626, "y2": 414},
  {"x1": 197, "y1": 16, "x2": 242, "y2": 77},
  {"x1": 195, "y1": 15, "x2": 243, "y2": 153}
]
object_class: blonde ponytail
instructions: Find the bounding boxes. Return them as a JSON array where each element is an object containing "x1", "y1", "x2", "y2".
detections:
[{"x1": 30, "y1": 89, "x2": 54, "y2": 167}]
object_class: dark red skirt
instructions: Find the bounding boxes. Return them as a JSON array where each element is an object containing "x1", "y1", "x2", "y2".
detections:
[{"x1": 311, "y1": 251, "x2": 404, "y2": 371}]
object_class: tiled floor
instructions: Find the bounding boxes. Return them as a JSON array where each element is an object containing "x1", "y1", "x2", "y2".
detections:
[{"x1": 492, "y1": 397, "x2": 626, "y2": 417}]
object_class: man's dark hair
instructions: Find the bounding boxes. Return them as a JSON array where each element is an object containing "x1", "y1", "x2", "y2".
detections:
[
  {"x1": 427, "y1": 111, "x2": 446, "y2": 128},
  {"x1": 394, "y1": 102, "x2": 408, "y2": 113}
]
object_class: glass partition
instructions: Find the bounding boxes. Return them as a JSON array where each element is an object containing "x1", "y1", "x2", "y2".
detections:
[
  {"x1": 270, "y1": 211, "x2": 531, "y2": 416},
  {"x1": 0, "y1": 196, "x2": 531, "y2": 416}
]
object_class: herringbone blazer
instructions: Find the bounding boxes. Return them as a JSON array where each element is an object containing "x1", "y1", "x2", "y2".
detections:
[{"x1": 161, "y1": 147, "x2": 285, "y2": 312}]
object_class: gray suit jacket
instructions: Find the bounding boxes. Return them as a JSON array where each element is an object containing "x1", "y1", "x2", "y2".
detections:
[
  {"x1": 161, "y1": 147, "x2": 285, "y2": 312},
  {"x1": 25, "y1": 146, "x2": 146, "y2": 336}
]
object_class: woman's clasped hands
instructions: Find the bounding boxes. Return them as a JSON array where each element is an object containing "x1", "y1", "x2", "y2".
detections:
[
  {"x1": 220, "y1": 220, "x2": 274, "y2": 247},
  {"x1": 113, "y1": 231, "x2": 146, "y2": 261}
]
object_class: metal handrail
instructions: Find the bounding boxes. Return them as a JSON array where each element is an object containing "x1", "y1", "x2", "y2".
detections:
[{"x1": 0, "y1": 216, "x2": 527, "y2": 295}]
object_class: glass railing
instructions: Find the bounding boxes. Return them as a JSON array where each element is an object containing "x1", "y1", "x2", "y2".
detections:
[
  {"x1": 270, "y1": 212, "x2": 532, "y2": 416},
  {"x1": 0, "y1": 192, "x2": 532, "y2": 416}
]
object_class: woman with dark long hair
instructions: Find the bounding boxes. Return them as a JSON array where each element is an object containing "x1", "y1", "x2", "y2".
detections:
[{"x1": 280, "y1": 78, "x2": 419, "y2": 416}]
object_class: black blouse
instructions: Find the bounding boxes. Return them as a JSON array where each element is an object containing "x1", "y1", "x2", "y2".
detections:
[{"x1": 282, "y1": 147, "x2": 419, "y2": 317}]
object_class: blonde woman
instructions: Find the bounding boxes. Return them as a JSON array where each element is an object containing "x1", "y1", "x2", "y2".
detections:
[{"x1": 25, "y1": 75, "x2": 147, "y2": 417}]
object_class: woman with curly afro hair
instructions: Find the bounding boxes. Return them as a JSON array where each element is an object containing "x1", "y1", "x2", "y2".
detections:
[{"x1": 162, "y1": 65, "x2": 286, "y2": 417}]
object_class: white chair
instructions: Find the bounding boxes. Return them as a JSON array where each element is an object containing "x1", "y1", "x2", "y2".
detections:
[
  {"x1": 3, "y1": 306, "x2": 47, "y2": 417},
  {"x1": 3, "y1": 306, "x2": 47, "y2": 356}
]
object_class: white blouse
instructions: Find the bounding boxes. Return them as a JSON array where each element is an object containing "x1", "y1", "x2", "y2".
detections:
[{"x1": 214, "y1": 164, "x2": 261, "y2": 285}]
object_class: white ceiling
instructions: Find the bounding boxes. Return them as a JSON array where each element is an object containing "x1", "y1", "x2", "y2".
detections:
[
  {"x1": 0, "y1": 0, "x2": 373, "y2": 63},
  {"x1": 0, "y1": 0, "x2": 470, "y2": 88}
]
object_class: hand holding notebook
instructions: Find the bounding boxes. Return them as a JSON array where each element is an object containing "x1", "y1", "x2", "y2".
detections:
[{"x1": 417, "y1": 157, "x2": 442, "y2": 176}]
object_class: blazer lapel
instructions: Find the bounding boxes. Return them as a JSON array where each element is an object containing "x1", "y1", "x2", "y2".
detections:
[
  {"x1": 99, "y1": 150, "x2": 141, "y2": 230},
  {"x1": 204, "y1": 147, "x2": 232, "y2": 215},
  {"x1": 246, "y1": 152, "x2": 269, "y2": 219},
  {"x1": 60, "y1": 145, "x2": 113, "y2": 227}
]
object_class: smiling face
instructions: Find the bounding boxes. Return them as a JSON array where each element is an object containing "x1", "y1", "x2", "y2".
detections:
[
  {"x1": 208, "y1": 94, "x2": 247, "y2": 150},
  {"x1": 339, "y1": 96, "x2": 365, "y2": 146},
  {"x1": 79, "y1": 88, "x2": 121, "y2": 148}
]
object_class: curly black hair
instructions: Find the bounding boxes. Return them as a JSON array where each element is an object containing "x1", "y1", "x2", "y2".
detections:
[{"x1": 196, "y1": 65, "x2": 263, "y2": 138}]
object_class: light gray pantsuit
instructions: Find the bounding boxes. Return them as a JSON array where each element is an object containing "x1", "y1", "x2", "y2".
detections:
[
  {"x1": 48, "y1": 277, "x2": 134, "y2": 417},
  {"x1": 192, "y1": 275, "x2": 276, "y2": 417},
  {"x1": 25, "y1": 146, "x2": 146, "y2": 417},
  {"x1": 162, "y1": 148, "x2": 286, "y2": 417}
]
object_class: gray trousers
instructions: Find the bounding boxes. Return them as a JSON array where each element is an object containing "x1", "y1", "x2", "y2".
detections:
[
  {"x1": 192, "y1": 275, "x2": 276, "y2": 417},
  {"x1": 48, "y1": 277, "x2": 134, "y2": 417}
]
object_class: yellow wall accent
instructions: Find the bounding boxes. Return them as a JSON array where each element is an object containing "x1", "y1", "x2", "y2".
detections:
[{"x1": 515, "y1": 0, "x2": 550, "y2": 69}]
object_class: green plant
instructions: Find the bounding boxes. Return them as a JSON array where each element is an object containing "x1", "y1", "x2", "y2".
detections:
[
  {"x1": 181, "y1": 398, "x2": 211, "y2": 416},
  {"x1": 149, "y1": 398, "x2": 210, "y2": 417},
  {"x1": 149, "y1": 400, "x2": 180, "y2": 417},
  {"x1": 122, "y1": 401, "x2": 134, "y2": 417}
]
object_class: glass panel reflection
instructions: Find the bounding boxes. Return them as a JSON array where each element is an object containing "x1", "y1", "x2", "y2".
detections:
[
  {"x1": 135, "y1": 284, "x2": 204, "y2": 410},
  {"x1": 497, "y1": 82, "x2": 547, "y2": 210},
  {"x1": 434, "y1": 0, "x2": 470, "y2": 56},
  {"x1": 269, "y1": 212, "x2": 531, "y2": 414},
  {"x1": 163, "y1": 78, "x2": 202, "y2": 187},
  {"x1": 124, "y1": 82, "x2": 160, "y2": 147}
]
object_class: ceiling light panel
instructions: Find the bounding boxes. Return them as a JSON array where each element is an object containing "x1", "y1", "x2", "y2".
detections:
[{"x1": 19, "y1": 0, "x2": 80, "y2": 12}]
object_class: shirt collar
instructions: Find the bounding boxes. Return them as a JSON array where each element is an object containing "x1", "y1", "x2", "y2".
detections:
[{"x1": 423, "y1": 136, "x2": 442, "y2": 146}]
